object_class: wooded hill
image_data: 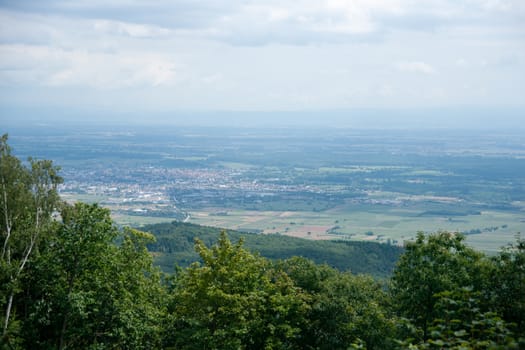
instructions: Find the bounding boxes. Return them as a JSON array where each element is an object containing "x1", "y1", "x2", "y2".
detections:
[{"x1": 144, "y1": 221, "x2": 402, "y2": 278}]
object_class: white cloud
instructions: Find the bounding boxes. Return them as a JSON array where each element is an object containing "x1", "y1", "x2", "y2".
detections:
[
  {"x1": 0, "y1": 0, "x2": 524, "y2": 112},
  {"x1": 202, "y1": 1, "x2": 407, "y2": 45},
  {"x1": 0, "y1": 44, "x2": 178, "y2": 88},
  {"x1": 2, "y1": 1, "x2": 523, "y2": 48},
  {"x1": 201, "y1": 73, "x2": 223, "y2": 85},
  {"x1": 93, "y1": 19, "x2": 171, "y2": 38},
  {"x1": 475, "y1": 0, "x2": 525, "y2": 13},
  {"x1": 455, "y1": 58, "x2": 469, "y2": 67},
  {"x1": 396, "y1": 61, "x2": 436, "y2": 75}
]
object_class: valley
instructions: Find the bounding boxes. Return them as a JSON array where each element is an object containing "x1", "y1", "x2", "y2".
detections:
[{"x1": 8, "y1": 125, "x2": 525, "y2": 252}]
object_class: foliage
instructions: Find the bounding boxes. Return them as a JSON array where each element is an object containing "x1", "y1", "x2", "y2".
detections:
[
  {"x1": 391, "y1": 231, "x2": 524, "y2": 349},
  {"x1": 21, "y1": 203, "x2": 167, "y2": 349},
  {"x1": 488, "y1": 235, "x2": 525, "y2": 335},
  {"x1": 399, "y1": 288, "x2": 518, "y2": 349},
  {"x1": 144, "y1": 221, "x2": 403, "y2": 278},
  {"x1": 166, "y1": 231, "x2": 309, "y2": 349},
  {"x1": 280, "y1": 257, "x2": 396, "y2": 349},
  {"x1": 1, "y1": 133, "x2": 63, "y2": 345},
  {"x1": 390, "y1": 231, "x2": 486, "y2": 340}
]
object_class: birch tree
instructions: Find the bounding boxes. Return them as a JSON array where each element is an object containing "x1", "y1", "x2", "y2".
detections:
[
  {"x1": 0, "y1": 134, "x2": 62, "y2": 342},
  {"x1": 23, "y1": 203, "x2": 167, "y2": 350}
]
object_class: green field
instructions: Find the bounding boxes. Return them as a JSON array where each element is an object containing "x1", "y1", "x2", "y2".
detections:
[
  {"x1": 61, "y1": 193, "x2": 109, "y2": 204},
  {"x1": 111, "y1": 214, "x2": 183, "y2": 227},
  {"x1": 183, "y1": 204, "x2": 524, "y2": 253}
]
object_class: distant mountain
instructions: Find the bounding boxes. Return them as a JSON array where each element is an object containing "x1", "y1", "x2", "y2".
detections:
[{"x1": 143, "y1": 221, "x2": 403, "y2": 278}]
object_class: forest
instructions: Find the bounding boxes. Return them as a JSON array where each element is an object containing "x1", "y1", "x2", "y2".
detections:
[
  {"x1": 144, "y1": 221, "x2": 402, "y2": 278},
  {"x1": 1, "y1": 133, "x2": 524, "y2": 349}
]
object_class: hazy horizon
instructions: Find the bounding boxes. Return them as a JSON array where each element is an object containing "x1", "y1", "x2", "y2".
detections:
[{"x1": 2, "y1": 106, "x2": 525, "y2": 131}]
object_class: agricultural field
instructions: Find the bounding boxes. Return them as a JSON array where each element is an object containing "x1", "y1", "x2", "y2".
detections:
[
  {"x1": 7, "y1": 125, "x2": 525, "y2": 252},
  {"x1": 187, "y1": 205, "x2": 522, "y2": 252}
]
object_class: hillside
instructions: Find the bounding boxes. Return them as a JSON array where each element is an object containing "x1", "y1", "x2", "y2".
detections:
[{"x1": 143, "y1": 221, "x2": 403, "y2": 278}]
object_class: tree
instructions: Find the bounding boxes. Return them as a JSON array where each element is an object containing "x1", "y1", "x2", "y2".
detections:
[
  {"x1": 22, "y1": 203, "x2": 166, "y2": 349},
  {"x1": 108, "y1": 227, "x2": 167, "y2": 349},
  {"x1": 1, "y1": 134, "x2": 62, "y2": 344},
  {"x1": 390, "y1": 231, "x2": 486, "y2": 341},
  {"x1": 280, "y1": 257, "x2": 395, "y2": 350},
  {"x1": 398, "y1": 288, "x2": 518, "y2": 349},
  {"x1": 489, "y1": 235, "x2": 525, "y2": 337},
  {"x1": 166, "y1": 231, "x2": 309, "y2": 349}
]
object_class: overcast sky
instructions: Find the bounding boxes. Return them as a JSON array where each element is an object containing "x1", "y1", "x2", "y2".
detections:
[{"x1": 1, "y1": 0, "x2": 524, "y2": 127}]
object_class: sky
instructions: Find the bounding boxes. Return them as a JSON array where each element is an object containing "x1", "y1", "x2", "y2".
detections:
[{"x1": 0, "y1": 0, "x2": 524, "y2": 127}]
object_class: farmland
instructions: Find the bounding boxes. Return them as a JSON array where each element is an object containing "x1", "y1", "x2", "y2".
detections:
[{"x1": 7, "y1": 125, "x2": 525, "y2": 252}]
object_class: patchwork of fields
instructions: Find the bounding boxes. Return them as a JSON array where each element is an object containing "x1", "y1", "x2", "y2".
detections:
[
  {"x1": 187, "y1": 205, "x2": 523, "y2": 252},
  {"x1": 9, "y1": 126, "x2": 525, "y2": 252}
]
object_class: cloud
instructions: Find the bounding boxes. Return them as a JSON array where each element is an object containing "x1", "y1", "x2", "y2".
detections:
[
  {"x1": 0, "y1": 0, "x2": 240, "y2": 29},
  {"x1": 93, "y1": 19, "x2": 171, "y2": 38},
  {"x1": 201, "y1": 1, "x2": 404, "y2": 45},
  {"x1": 455, "y1": 58, "x2": 469, "y2": 67},
  {"x1": 396, "y1": 61, "x2": 436, "y2": 75},
  {"x1": 2, "y1": 0, "x2": 524, "y2": 47},
  {"x1": 0, "y1": 9, "x2": 175, "y2": 48},
  {"x1": 0, "y1": 1, "x2": 459, "y2": 47},
  {"x1": 0, "y1": 44, "x2": 178, "y2": 88},
  {"x1": 0, "y1": 10, "x2": 63, "y2": 45},
  {"x1": 0, "y1": 0, "x2": 524, "y2": 112}
]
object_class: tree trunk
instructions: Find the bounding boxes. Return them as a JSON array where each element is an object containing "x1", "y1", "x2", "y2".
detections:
[
  {"x1": 3, "y1": 293, "x2": 14, "y2": 335},
  {"x1": 59, "y1": 313, "x2": 69, "y2": 350}
]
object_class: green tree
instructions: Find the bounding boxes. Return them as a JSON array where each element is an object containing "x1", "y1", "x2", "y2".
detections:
[
  {"x1": 399, "y1": 288, "x2": 518, "y2": 349},
  {"x1": 390, "y1": 231, "x2": 486, "y2": 341},
  {"x1": 108, "y1": 227, "x2": 167, "y2": 349},
  {"x1": 1, "y1": 134, "x2": 62, "y2": 345},
  {"x1": 166, "y1": 231, "x2": 309, "y2": 349},
  {"x1": 23, "y1": 203, "x2": 166, "y2": 349},
  {"x1": 489, "y1": 235, "x2": 525, "y2": 337},
  {"x1": 280, "y1": 257, "x2": 395, "y2": 350}
]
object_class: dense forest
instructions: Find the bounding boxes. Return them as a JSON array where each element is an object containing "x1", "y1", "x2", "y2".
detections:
[
  {"x1": 1, "y1": 134, "x2": 524, "y2": 349},
  {"x1": 144, "y1": 221, "x2": 402, "y2": 278}
]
